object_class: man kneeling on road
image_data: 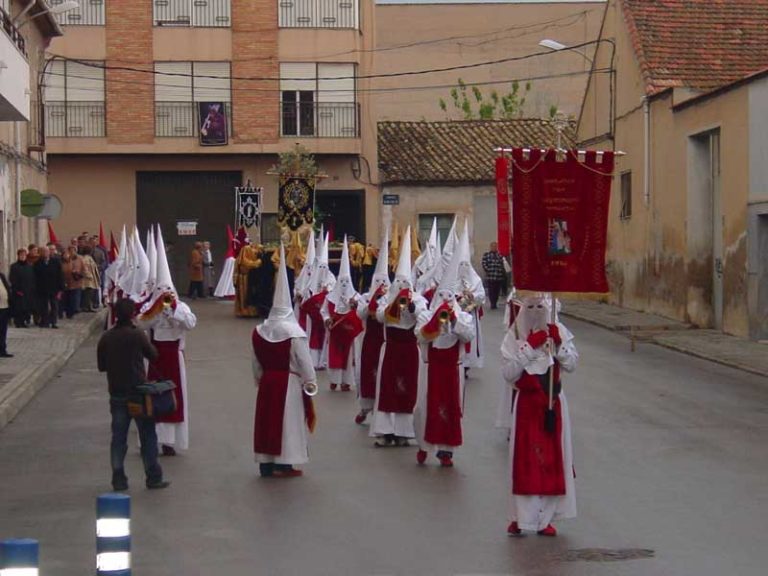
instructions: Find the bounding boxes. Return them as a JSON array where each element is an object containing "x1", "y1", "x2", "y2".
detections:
[{"x1": 97, "y1": 298, "x2": 170, "y2": 491}]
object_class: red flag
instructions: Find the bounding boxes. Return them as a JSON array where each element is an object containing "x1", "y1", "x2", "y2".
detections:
[
  {"x1": 47, "y1": 221, "x2": 58, "y2": 245},
  {"x1": 99, "y1": 222, "x2": 107, "y2": 249},
  {"x1": 495, "y1": 155, "x2": 511, "y2": 258},
  {"x1": 109, "y1": 232, "x2": 118, "y2": 263},
  {"x1": 225, "y1": 225, "x2": 235, "y2": 259},
  {"x1": 510, "y1": 148, "x2": 614, "y2": 293}
]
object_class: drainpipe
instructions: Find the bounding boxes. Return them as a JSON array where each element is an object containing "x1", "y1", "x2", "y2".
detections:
[{"x1": 643, "y1": 96, "x2": 650, "y2": 206}]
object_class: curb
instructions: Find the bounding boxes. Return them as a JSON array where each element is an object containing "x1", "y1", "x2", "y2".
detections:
[
  {"x1": 649, "y1": 338, "x2": 768, "y2": 379},
  {"x1": 0, "y1": 311, "x2": 106, "y2": 431}
]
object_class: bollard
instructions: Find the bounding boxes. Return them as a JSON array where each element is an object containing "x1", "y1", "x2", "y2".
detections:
[
  {"x1": 96, "y1": 493, "x2": 131, "y2": 576},
  {"x1": 0, "y1": 538, "x2": 39, "y2": 576}
]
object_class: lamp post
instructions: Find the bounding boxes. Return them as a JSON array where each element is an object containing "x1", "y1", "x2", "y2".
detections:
[
  {"x1": 96, "y1": 493, "x2": 131, "y2": 576},
  {"x1": 0, "y1": 539, "x2": 39, "y2": 576},
  {"x1": 15, "y1": 1, "x2": 79, "y2": 28},
  {"x1": 538, "y1": 38, "x2": 594, "y2": 65}
]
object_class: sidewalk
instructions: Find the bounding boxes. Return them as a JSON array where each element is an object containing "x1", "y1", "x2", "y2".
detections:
[
  {"x1": 0, "y1": 310, "x2": 107, "y2": 431},
  {"x1": 562, "y1": 300, "x2": 768, "y2": 378}
]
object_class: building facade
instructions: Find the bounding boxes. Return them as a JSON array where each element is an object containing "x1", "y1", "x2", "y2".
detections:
[
  {"x1": 0, "y1": 0, "x2": 62, "y2": 265},
  {"x1": 578, "y1": 0, "x2": 768, "y2": 340}
]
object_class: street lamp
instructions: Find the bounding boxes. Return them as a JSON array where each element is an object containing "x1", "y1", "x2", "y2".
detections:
[
  {"x1": 538, "y1": 38, "x2": 594, "y2": 65},
  {"x1": 14, "y1": 1, "x2": 79, "y2": 28}
]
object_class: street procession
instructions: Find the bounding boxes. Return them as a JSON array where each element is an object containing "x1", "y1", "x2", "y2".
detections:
[{"x1": 3, "y1": 1, "x2": 768, "y2": 575}]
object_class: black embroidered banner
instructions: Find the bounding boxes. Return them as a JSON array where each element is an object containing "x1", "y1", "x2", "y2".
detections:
[
  {"x1": 278, "y1": 175, "x2": 315, "y2": 231},
  {"x1": 236, "y1": 185, "x2": 261, "y2": 229}
]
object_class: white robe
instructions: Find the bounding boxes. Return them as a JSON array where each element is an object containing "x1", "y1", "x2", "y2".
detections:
[
  {"x1": 460, "y1": 281, "x2": 486, "y2": 369},
  {"x1": 413, "y1": 304, "x2": 474, "y2": 453},
  {"x1": 321, "y1": 296, "x2": 360, "y2": 387},
  {"x1": 369, "y1": 294, "x2": 428, "y2": 438},
  {"x1": 252, "y1": 335, "x2": 315, "y2": 465},
  {"x1": 501, "y1": 323, "x2": 578, "y2": 530},
  {"x1": 214, "y1": 256, "x2": 236, "y2": 298},
  {"x1": 139, "y1": 302, "x2": 197, "y2": 451}
]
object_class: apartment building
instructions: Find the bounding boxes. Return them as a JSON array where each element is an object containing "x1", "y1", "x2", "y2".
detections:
[
  {"x1": 46, "y1": 0, "x2": 376, "y2": 284},
  {"x1": 0, "y1": 0, "x2": 62, "y2": 264}
]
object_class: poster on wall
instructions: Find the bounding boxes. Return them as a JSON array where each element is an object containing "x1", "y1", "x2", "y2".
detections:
[
  {"x1": 510, "y1": 148, "x2": 615, "y2": 293},
  {"x1": 198, "y1": 102, "x2": 228, "y2": 146}
]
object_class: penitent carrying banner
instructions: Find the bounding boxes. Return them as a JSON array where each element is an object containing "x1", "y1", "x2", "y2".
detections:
[{"x1": 510, "y1": 148, "x2": 614, "y2": 293}]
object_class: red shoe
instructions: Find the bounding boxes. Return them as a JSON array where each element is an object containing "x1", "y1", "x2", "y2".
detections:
[
  {"x1": 330, "y1": 383, "x2": 338, "y2": 391},
  {"x1": 507, "y1": 522, "x2": 522, "y2": 536},
  {"x1": 537, "y1": 524, "x2": 557, "y2": 537},
  {"x1": 354, "y1": 411, "x2": 367, "y2": 425},
  {"x1": 340, "y1": 384, "x2": 351, "y2": 392},
  {"x1": 438, "y1": 453, "x2": 453, "y2": 467},
  {"x1": 272, "y1": 468, "x2": 303, "y2": 478},
  {"x1": 416, "y1": 450, "x2": 427, "y2": 464}
]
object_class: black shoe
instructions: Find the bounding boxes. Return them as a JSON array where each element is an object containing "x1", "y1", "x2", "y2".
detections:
[
  {"x1": 50, "y1": 325, "x2": 59, "y2": 329},
  {"x1": 146, "y1": 480, "x2": 171, "y2": 490},
  {"x1": 112, "y1": 470, "x2": 128, "y2": 491},
  {"x1": 161, "y1": 445, "x2": 177, "y2": 456},
  {"x1": 0, "y1": 353, "x2": 13, "y2": 358}
]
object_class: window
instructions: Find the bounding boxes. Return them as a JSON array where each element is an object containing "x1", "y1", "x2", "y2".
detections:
[
  {"x1": 280, "y1": 63, "x2": 358, "y2": 138},
  {"x1": 418, "y1": 214, "x2": 454, "y2": 250},
  {"x1": 620, "y1": 171, "x2": 632, "y2": 220},
  {"x1": 43, "y1": 60, "x2": 105, "y2": 137},
  {"x1": 154, "y1": 0, "x2": 230, "y2": 27},
  {"x1": 154, "y1": 61, "x2": 231, "y2": 138},
  {"x1": 50, "y1": 0, "x2": 105, "y2": 26},
  {"x1": 279, "y1": 0, "x2": 359, "y2": 29}
]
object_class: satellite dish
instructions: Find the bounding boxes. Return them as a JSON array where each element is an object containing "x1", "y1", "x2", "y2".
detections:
[{"x1": 38, "y1": 194, "x2": 63, "y2": 220}]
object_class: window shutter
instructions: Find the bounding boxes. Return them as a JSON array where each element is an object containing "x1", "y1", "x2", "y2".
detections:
[
  {"x1": 317, "y1": 63, "x2": 354, "y2": 103},
  {"x1": 65, "y1": 61, "x2": 105, "y2": 102},
  {"x1": 193, "y1": 62, "x2": 231, "y2": 102},
  {"x1": 280, "y1": 63, "x2": 317, "y2": 93},
  {"x1": 155, "y1": 62, "x2": 193, "y2": 102},
  {"x1": 44, "y1": 60, "x2": 66, "y2": 102}
]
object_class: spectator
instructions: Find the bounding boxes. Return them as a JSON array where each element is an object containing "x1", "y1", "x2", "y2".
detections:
[
  {"x1": 97, "y1": 298, "x2": 169, "y2": 491},
  {"x1": 26, "y1": 244, "x2": 40, "y2": 266},
  {"x1": 34, "y1": 246, "x2": 64, "y2": 328},
  {"x1": 91, "y1": 235, "x2": 108, "y2": 303},
  {"x1": 80, "y1": 245, "x2": 100, "y2": 312},
  {"x1": 63, "y1": 246, "x2": 85, "y2": 318},
  {"x1": 9, "y1": 249, "x2": 35, "y2": 328},
  {"x1": 481, "y1": 242, "x2": 507, "y2": 310},
  {"x1": 0, "y1": 266, "x2": 12, "y2": 357},
  {"x1": 202, "y1": 240, "x2": 214, "y2": 297},
  {"x1": 187, "y1": 242, "x2": 204, "y2": 299}
]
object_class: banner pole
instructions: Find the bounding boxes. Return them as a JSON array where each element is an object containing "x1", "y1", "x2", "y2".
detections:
[{"x1": 545, "y1": 292, "x2": 557, "y2": 432}]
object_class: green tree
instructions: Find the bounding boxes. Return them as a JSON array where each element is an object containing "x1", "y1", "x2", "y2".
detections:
[{"x1": 439, "y1": 79, "x2": 559, "y2": 120}]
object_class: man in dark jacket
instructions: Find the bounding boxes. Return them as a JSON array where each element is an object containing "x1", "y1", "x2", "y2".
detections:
[
  {"x1": 97, "y1": 298, "x2": 169, "y2": 491},
  {"x1": 9, "y1": 248, "x2": 35, "y2": 328},
  {"x1": 34, "y1": 246, "x2": 64, "y2": 328}
]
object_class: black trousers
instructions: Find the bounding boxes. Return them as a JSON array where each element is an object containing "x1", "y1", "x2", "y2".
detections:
[
  {"x1": 188, "y1": 281, "x2": 204, "y2": 299},
  {"x1": 0, "y1": 308, "x2": 9, "y2": 353},
  {"x1": 37, "y1": 294, "x2": 59, "y2": 327},
  {"x1": 486, "y1": 279, "x2": 503, "y2": 309}
]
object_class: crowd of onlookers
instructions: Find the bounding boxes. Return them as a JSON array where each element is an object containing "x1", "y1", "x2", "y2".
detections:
[{"x1": 0, "y1": 233, "x2": 109, "y2": 358}]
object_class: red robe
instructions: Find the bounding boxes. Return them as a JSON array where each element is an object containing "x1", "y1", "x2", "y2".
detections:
[
  {"x1": 359, "y1": 316, "x2": 384, "y2": 400},
  {"x1": 148, "y1": 338, "x2": 184, "y2": 424},
  {"x1": 377, "y1": 327, "x2": 419, "y2": 413},
  {"x1": 424, "y1": 342, "x2": 463, "y2": 447},
  {"x1": 300, "y1": 291, "x2": 327, "y2": 351},
  {"x1": 327, "y1": 303, "x2": 364, "y2": 370},
  {"x1": 512, "y1": 364, "x2": 565, "y2": 495}
]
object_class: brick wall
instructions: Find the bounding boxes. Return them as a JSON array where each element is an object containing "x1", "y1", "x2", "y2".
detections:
[
  {"x1": 105, "y1": 1, "x2": 154, "y2": 144},
  {"x1": 231, "y1": 0, "x2": 279, "y2": 144}
]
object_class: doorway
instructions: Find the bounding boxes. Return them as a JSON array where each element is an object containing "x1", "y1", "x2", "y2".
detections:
[
  {"x1": 136, "y1": 171, "x2": 241, "y2": 290},
  {"x1": 315, "y1": 189, "x2": 365, "y2": 243}
]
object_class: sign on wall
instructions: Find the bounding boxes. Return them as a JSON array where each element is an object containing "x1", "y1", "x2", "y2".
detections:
[{"x1": 177, "y1": 221, "x2": 198, "y2": 236}]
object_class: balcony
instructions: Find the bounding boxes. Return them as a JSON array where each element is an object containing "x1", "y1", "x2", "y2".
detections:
[
  {"x1": 281, "y1": 102, "x2": 359, "y2": 138},
  {"x1": 155, "y1": 101, "x2": 232, "y2": 138},
  {"x1": 154, "y1": 0, "x2": 231, "y2": 28},
  {"x1": 278, "y1": 0, "x2": 359, "y2": 29},
  {"x1": 50, "y1": 0, "x2": 105, "y2": 25},
  {"x1": 0, "y1": 6, "x2": 30, "y2": 120},
  {"x1": 44, "y1": 101, "x2": 106, "y2": 137}
]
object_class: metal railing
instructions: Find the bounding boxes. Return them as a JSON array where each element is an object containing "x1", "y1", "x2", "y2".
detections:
[
  {"x1": 281, "y1": 102, "x2": 359, "y2": 138},
  {"x1": 1, "y1": 6, "x2": 26, "y2": 57},
  {"x1": 44, "y1": 101, "x2": 106, "y2": 137},
  {"x1": 27, "y1": 101, "x2": 45, "y2": 152},
  {"x1": 154, "y1": 0, "x2": 231, "y2": 27},
  {"x1": 278, "y1": 0, "x2": 359, "y2": 29},
  {"x1": 50, "y1": 0, "x2": 105, "y2": 25},
  {"x1": 155, "y1": 101, "x2": 232, "y2": 138}
]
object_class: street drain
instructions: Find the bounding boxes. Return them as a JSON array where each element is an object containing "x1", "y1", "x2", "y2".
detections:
[{"x1": 558, "y1": 548, "x2": 655, "y2": 562}]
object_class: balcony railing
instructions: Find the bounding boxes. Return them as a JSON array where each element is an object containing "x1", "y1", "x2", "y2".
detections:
[
  {"x1": 28, "y1": 101, "x2": 45, "y2": 152},
  {"x1": 1, "y1": 6, "x2": 27, "y2": 57},
  {"x1": 281, "y1": 102, "x2": 359, "y2": 138},
  {"x1": 155, "y1": 101, "x2": 232, "y2": 138},
  {"x1": 278, "y1": 0, "x2": 359, "y2": 29},
  {"x1": 50, "y1": 0, "x2": 105, "y2": 25},
  {"x1": 154, "y1": 0, "x2": 231, "y2": 28},
  {"x1": 44, "y1": 101, "x2": 106, "y2": 137}
]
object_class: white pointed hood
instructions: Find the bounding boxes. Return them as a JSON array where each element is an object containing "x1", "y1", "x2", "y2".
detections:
[
  {"x1": 258, "y1": 243, "x2": 306, "y2": 342},
  {"x1": 144, "y1": 226, "x2": 157, "y2": 298},
  {"x1": 417, "y1": 217, "x2": 456, "y2": 293},
  {"x1": 105, "y1": 225, "x2": 126, "y2": 290},
  {"x1": 309, "y1": 232, "x2": 335, "y2": 295},
  {"x1": 117, "y1": 226, "x2": 136, "y2": 295},
  {"x1": 294, "y1": 230, "x2": 316, "y2": 299},
  {"x1": 412, "y1": 217, "x2": 437, "y2": 282},
  {"x1": 152, "y1": 225, "x2": 176, "y2": 298},
  {"x1": 430, "y1": 231, "x2": 461, "y2": 312},
  {"x1": 387, "y1": 225, "x2": 413, "y2": 305},
  {"x1": 130, "y1": 227, "x2": 150, "y2": 300},
  {"x1": 457, "y1": 218, "x2": 484, "y2": 296},
  {"x1": 327, "y1": 235, "x2": 357, "y2": 312},
  {"x1": 368, "y1": 229, "x2": 390, "y2": 296}
]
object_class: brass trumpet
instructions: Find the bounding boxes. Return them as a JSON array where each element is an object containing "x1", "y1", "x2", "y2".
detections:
[
  {"x1": 303, "y1": 381, "x2": 319, "y2": 396},
  {"x1": 162, "y1": 294, "x2": 174, "y2": 309},
  {"x1": 398, "y1": 296, "x2": 409, "y2": 310},
  {"x1": 438, "y1": 309, "x2": 451, "y2": 324}
]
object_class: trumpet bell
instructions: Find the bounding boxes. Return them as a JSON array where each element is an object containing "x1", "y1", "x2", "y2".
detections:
[{"x1": 303, "y1": 381, "x2": 319, "y2": 397}]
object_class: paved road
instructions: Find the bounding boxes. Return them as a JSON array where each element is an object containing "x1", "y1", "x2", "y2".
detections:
[{"x1": 1, "y1": 300, "x2": 767, "y2": 575}]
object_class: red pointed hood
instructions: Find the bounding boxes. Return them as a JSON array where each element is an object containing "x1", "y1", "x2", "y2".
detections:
[
  {"x1": 47, "y1": 221, "x2": 58, "y2": 245},
  {"x1": 225, "y1": 225, "x2": 235, "y2": 259}
]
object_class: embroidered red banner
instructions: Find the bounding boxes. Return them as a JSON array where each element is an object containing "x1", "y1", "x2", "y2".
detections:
[
  {"x1": 495, "y1": 156, "x2": 511, "y2": 258},
  {"x1": 511, "y1": 149, "x2": 614, "y2": 293}
]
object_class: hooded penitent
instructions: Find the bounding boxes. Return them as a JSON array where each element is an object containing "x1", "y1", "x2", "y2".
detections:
[
  {"x1": 308, "y1": 232, "x2": 335, "y2": 296},
  {"x1": 412, "y1": 217, "x2": 437, "y2": 283},
  {"x1": 139, "y1": 225, "x2": 176, "y2": 319},
  {"x1": 214, "y1": 225, "x2": 237, "y2": 299},
  {"x1": 386, "y1": 225, "x2": 413, "y2": 307},
  {"x1": 457, "y1": 218, "x2": 484, "y2": 296},
  {"x1": 258, "y1": 243, "x2": 307, "y2": 343},
  {"x1": 417, "y1": 217, "x2": 456, "y2": 293},
  {"x1": 429, "y1": 226, "x2": 462, "y2": 313},
  {"x1": 143, "y1": 226, "x2": 157, "y2": 298},
  {"x1": 368, "y1": 229, "x2": 390, "y2": 296},
  {"x1": 117, "y1": 226, "x2": 135, "y2": 296},
  {"x1": 130, "y1": 227, "x2": 150, "y2": 300},
  {"x1": 327, "y1": 235, "x2": 357, "y2": 314},
  {"x1": 294, "y1": 230, "x2": 316, "y2": 300}
]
